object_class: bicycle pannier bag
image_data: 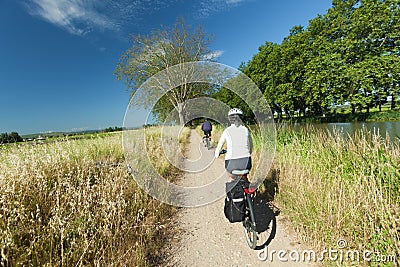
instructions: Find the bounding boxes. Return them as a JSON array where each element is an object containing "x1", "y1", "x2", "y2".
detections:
[{"x1": 224, "y1": 181, "x2": 245, "y2": 223}]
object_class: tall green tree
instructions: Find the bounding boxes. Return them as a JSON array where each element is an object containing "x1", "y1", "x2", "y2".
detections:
[
  {"x1": 245, "y1": 42, "x2": 284, "y2": 118},
  {"x1": 114, "y1": 18, "x2": 214, "y2": 125},
  {"x1": 246, "y1": 0, "x2": 399, "y2": 118},
  {"x1": 278, "y1": 26, "x2": 311, "y2": 117}
]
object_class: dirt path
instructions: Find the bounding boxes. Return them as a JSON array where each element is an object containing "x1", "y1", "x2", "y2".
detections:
[{"x1": 165, "y1": 130, "x2": 317, "y2": 267}]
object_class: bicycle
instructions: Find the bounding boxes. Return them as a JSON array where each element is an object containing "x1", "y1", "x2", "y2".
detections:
[
  {"x1": 219, "y1": 150, "x2": 257, "y2": 249},
  {"x1": 202, "y1": 134, "x2": 211, "y2": 150}
]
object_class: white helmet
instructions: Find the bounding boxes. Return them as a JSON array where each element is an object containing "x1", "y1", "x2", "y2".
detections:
[{"x1": 228, "y1": 108, "x2": 243, "y2": 116}]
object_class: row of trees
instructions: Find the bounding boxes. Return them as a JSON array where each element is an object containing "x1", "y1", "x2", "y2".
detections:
[
  {"x1": 103, "y1": 126, "x2": 123, "y2": 133},
  {"x1": 0, "y1": 132, "x2": 23, "y2": 144},
  {"x1": 243, "y1": 0, "x2": 400, "y2": 118},
  {"x1": 115, "y1": 0, "x2": 399, "y2": 124},
  {"x1": 0, "y1": 127, "x2": 125, "y2": 144}
]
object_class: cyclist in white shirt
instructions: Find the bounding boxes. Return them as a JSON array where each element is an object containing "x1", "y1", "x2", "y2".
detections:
[{"x1": 215, "y1": 108, "x2": 253, "y2": 179}]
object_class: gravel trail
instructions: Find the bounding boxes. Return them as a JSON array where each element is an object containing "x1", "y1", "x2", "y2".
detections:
[{"x1": 165, "y1": 130, "x2": 317, "y2": 267}]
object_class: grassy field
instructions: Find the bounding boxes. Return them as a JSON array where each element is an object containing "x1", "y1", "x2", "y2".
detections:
[
  {"x1": 5, "y1": 122, "x2": 397, "y2": 266},
  {"x1": 265, "y1": 125, "x2": 399, "y2": 266},
  {"x1": 0, "y1": 126, "x2": 190, "y2": 266}
]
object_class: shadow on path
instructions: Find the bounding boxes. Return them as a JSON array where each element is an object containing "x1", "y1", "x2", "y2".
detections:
[{"x1": 252, "y1": 168, "x2": 281, "y2": 250}]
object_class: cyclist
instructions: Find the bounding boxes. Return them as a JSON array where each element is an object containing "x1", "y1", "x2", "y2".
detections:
[
  {"x1": 214, "y1": 108, "x2": 253, "y2": 180},
  {"x1": 201, "y1": 118, "x2": 212, "y2": 139}
]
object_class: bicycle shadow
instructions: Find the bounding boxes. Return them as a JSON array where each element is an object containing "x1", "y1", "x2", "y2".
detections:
[{"x1": 252, "y1": 168, "x2": 281, "y2": 250}]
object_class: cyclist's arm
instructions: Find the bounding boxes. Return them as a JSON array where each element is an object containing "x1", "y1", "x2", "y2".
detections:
[{"x1": 214, "y1": 130, "x2": 227, "y2": 158}]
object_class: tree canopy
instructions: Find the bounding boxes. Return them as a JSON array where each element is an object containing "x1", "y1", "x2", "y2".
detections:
[
  {"x1": 243, "y1": 0, "x2": 400, "y2": 118},
  {"x1": 0, "y1": 132, "x2": 23, "y2": 143}
]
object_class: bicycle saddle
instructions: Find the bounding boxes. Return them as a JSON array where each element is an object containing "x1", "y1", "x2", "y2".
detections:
[{"x1": 232, "y1": 169, "x2": 249, "y2": 175}]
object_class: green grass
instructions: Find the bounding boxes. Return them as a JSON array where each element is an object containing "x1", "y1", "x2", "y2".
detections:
[
  {"x1": 262, "y1": 125, "x2": 399, "y2": 266},
  {"x1": 366, "y1": 109, "x2": 400, "y2": 122}
]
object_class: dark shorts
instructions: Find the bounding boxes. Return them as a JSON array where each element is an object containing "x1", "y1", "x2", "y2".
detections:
[
  {"x1": 203, "y1": 130, "x2": 211, "y2": 137},
  {"x1": 225, "y1": 157, "x2": 252, "y2": 174}
]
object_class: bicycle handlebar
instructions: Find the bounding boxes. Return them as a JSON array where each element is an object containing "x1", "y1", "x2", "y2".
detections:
[{"x1": 219, "y1": 149, "x2": 227, "y2": 156}]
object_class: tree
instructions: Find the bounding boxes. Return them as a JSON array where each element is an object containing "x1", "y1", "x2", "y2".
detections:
[
  {"x1": 9, "y1": 132, "x2": 23, "y2": 142},
  {"x1": 114, "y1": 18, "x2": 215, "y2": 125},
  {"x1": 245, "y1": 0, "x2": 399, "y2": 119},
  {"x1": 0, "y1": 132, "x2": 22, "y2": 143},
  {"x1": 244, "y1": 42, "x2": 284, "y2": 118}
]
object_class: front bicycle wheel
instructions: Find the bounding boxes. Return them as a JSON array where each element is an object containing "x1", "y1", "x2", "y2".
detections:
[{"x1": 243, "y1": 195, "x2": 257, "y2": 249}]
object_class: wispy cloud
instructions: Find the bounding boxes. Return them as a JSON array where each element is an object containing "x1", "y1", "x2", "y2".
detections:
[
  {"x1": 225, "y1": 0, "x2": 246, "y2": 4},
  {"x1": 23, "y1": 0, "x2": 116, "y2": 36},
  {"x1": 22, "y1": 0, "x2": 173, "y2": 36},
  {"x1": 202, "y1": 50, "x2": 224, "y2": 60},
  {"x1": 196, "y1": 0, "x2": 249, "y2": 18},
  {"x1": 22, "y1": 0, "x2": 249, "y2": 36}
]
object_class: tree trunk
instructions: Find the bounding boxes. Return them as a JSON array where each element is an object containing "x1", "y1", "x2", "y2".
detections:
[
  {"x1": 177, "y1": 102, "x2": 185, "y2": 125},
  {"x1": 391, "y1": 95, "x2": 396, "y2": 110}
]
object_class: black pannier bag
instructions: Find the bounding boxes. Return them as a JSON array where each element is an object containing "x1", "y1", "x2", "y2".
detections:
[{"x1": 224, "y1": 180, "x2": 245, "y2": 223}]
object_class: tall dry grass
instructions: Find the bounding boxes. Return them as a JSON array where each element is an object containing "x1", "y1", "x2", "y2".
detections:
[
  {"x1": 0, "y1": 127, "x2": 189, "y2": 266},
  {"x1": 268, "y1": 125, "x2": 399, "y2": 266}
]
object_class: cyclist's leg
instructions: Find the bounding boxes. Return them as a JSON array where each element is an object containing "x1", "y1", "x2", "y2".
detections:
[
  {"x1": 225, "y1": 160, "x2": 234, "y2": 181},
  {"x1": 227, "y1": 172, "x2": 235, "y2": 181}
]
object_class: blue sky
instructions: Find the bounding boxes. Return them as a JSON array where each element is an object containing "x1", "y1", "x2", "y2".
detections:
[{"x1": 0, "y1": 0, "x2": 332, "y2": 135}]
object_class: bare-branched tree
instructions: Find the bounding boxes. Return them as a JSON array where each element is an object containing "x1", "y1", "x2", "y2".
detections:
[{"x1": 115, "y1": 18, "x2": 216, "y2": 125}]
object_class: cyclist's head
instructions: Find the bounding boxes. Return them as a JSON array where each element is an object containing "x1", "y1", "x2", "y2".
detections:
[
  {"x1": 228, "y1": 108, "x2": 243, "y2": 126},
  {"x1": 228, "y1": 108, "x2": 243, "y2": 116}
]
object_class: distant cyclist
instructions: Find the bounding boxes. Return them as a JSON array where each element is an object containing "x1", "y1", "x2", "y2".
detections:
[
  {"x1": 201, "y1": 118, "x2": 212, "y2": 139},
  {"x1": 215, "y1": 108, "x2": 253, "y2": 180}
]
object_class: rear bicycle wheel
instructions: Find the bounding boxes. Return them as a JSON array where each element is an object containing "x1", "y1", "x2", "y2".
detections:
[
  {"x1": 243, "y1": 195, "x2": 257, "y2": 249},
  {"x1": 204, "y1": 137, "x2": 210, "y2": 149}
]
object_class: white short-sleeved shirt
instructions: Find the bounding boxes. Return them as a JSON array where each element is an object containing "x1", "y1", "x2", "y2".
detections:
[{"x1": 214, "y1": 124, "x2": 253, "y2": 160}]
